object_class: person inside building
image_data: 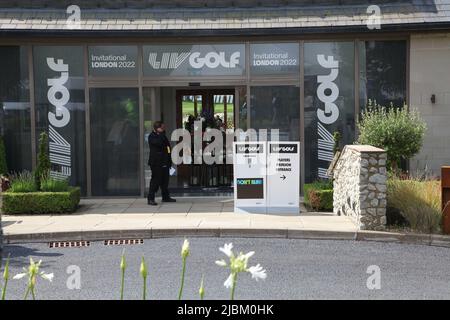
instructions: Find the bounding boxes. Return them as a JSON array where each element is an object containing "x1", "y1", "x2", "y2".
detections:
[
  {"x1": 184, "y1": 114, "x2": 195, "y2": 133},
  {"x1": 214, "y1": 115, "x2": 224, "y2": 130},
  {"x1": 147, "y1": 121, "x2": 176, "y2": 205}
]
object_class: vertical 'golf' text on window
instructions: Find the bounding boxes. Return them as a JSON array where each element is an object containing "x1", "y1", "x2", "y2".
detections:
[
  {"x1": 47, "y1": 58, "x2": 71, "y2": 180},
  {"x1": 316, "y1": 54, "x2": 339, "y2": 178}
]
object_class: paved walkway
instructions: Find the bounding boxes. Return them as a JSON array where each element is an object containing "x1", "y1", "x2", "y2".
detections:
[
  {"x1": 1, "y1": 197, "x2": 358, "y2": 241},
  {"x1": 3, "y1": 197, "x2": 450, "y2": 248}
]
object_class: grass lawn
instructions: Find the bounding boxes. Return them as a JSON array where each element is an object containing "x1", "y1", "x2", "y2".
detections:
[{"x1": 181, "y1": 101, "x2": 234, "y2": 117}]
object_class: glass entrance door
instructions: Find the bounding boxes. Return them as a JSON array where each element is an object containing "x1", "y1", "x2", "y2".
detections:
[
  {"x1": 176, "y1": 89, "x2": 235, "y2": 190},
  {"x1": 142, "y1": 87, "x2": 243, "y2": 196},
  {"x1": 90, "y1": 88, "x2": 140, "y2": 196}
]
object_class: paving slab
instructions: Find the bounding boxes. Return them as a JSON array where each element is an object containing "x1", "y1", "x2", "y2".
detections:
[
  {"x1": 149, "y1": 218, "x2": 202, "y2": 229},
  {"x1": 187, "y1": 212, "x2": 222, "y2": 218},
  {"x1": 0, "y1": 197, "x2": 388, "y2": 244},
  {"x1": 101, "y1": 198, "x2": 136, "y2": 205},
  {"x1": 188, "y1": 209, "x2": 223, "y2": 214},
  {"x1": 122, "y1": 207, "x2": 159, "y2": 214},
  {"x1": 90, "y1": 220, "x2": 152, "y2": 230},
  {"x1": 198, "y1": 217, "x2": 252, "y2": 228},
  {"x1": 190, "y1": 204, "x2": 223, "y2": 210},
  {"x1": 80, "y1": 208, "x2": 127, "y2": 214},
  {"x1": 250, "y1": 220, "x2": 303, "y2": 229}
]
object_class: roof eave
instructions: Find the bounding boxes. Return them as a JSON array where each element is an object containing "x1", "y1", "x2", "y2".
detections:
[{"x1": 0, "y1": 22, "x2": 449, "y2": 38}]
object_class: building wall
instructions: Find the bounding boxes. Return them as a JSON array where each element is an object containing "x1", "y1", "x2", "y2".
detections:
[{"x1": 410, "y1": 33, "x2": 450, "y2": 177}]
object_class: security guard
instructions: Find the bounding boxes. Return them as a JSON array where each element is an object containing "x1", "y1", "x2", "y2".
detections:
[{"x1": 147, "y1": 121, "x2": 176, "y2": 205}]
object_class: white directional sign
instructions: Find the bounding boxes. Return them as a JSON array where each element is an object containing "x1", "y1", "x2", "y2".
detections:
[
  {"x1": 233, "y1": 142, "x2": 267, "y2": 213},
  {"x1": 266, "y1": 142, "x2": 300, "y2": 214}
]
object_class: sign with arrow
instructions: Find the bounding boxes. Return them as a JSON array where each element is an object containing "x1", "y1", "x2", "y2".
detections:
[{"x1": 266, "y1": 142, "x2": 300, "y2": 214}]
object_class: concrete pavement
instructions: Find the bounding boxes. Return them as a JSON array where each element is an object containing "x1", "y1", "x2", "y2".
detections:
[
  {"x1": 2, "y1": 197, "x2": 357, "y2": 241},
  {"x1": 2, "y1": 197, "x2": 450, "y2": 247}
]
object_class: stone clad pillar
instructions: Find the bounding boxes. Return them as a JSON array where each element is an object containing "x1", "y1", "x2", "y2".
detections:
[{"x1": 332, "y1": 145, "x2": 387, "y2": 230}]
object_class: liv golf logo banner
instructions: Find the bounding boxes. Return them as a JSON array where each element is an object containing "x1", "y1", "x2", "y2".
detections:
[
  {"x1": 316, "y1": 54, "x2": 339, "y2": 179},
  {"x1": 46, "y1": 57, "x2": 72, "y2": 180},
  {"x1": 143, "y1": 44, "x2": 245, "y2": 77},
  {"x1": 148, "y1": 51, "x2": 240, "y2": 70}
]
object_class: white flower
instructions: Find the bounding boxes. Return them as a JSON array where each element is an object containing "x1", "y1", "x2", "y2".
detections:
[
  {"x1": 40, "y1": 272, "x2": 54, "y2": 282},
  {"x1": 216, "y1": 242, "x2": 268, "y2": 299},
  {"x1": 215, "y1": 259, "x2": 227, "y2": 267},
  {"x1": 13, "y1": 258, "x2": 54, "y2": 282},
  {"x1": 181, "y1": 239, "x2": 190, "y2": 259},
  {"x1": 223, "y1": 274, "x2": 233, "y2": 289},
  {"x1": 243, "y1": 251, "x2": 255, "y2": 260},
  {"x1": 219, "y1": 243, "x2": 233, "y2": 258},
  {"x1": 13, "y1": 273, "x2": 27, "y2": 280},
  {"x1": 247, "y1": 264, "x2": 267, "y2": 281}
]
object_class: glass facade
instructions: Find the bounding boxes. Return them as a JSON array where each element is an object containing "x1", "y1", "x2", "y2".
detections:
[
  {"x1": 250, "y1": 86, "x2": 300, "y2": 141},
  {"x1": 0, "y1": 46, "x2": 31, "y2": 173},
  {"x1": 90, "y1": 88, "x2": 140, "y2": 196},
  {"x1": 304, "y1": 42, "x2": 355, "y2": 183},
  {"x1": 359, "y1": 40, "x2": 407, "y2": 109},
  {"x1": 0, "y1": 40, "x2": 407, "y2": 196}
]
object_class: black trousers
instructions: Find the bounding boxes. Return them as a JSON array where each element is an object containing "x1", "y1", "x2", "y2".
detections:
[{"x1": 148, "y1": 165, "x2": 170, "y2": 200}]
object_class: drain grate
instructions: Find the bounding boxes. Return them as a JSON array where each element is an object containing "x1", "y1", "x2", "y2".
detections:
[
  {"x1": 104, "y1": 239, "x2": 144, "y2": 246},
  {"x1": 49, "y1": 241, "x2": 91, "y2": 248}
]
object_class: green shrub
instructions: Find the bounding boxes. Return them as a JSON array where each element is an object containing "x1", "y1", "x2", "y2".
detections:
[
  {"x1": 304, "y1": 181, "x2": 333, "y2": 211},
  {"x1": 9, "y1": 171, "x2": 37, "y2": 193},
  {"x1": 304, "y1": 180, "x2": 332, "y2": 203},
  {"x1": 2, "y1": 187, "x2": 80, "y2": 214},
  {"x1": 357, "y1": 101, "x2": 426, "y2": 171},
  {"x1": 387, "y1": 176, "x2": 441, "y2": 233},
  {"x1": 309, "y1": 189, "x2": 333, "y2": 211},
  {"x1": 0, "y1": 135, "x2": 8, "y2": 175},
  {"x1": 35, "y1": 131, "x2": 51, "y2": 190},
  {"x1": 333, "y1": 131, "x2": 341, "y2": 154},
  {"x1": 40, "y1": 176, "x2": 69, "y2": 192}
]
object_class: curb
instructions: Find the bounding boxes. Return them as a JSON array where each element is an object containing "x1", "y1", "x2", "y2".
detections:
[{"x1": 4, "y1": 228, "x2": 450, "y2": 248}]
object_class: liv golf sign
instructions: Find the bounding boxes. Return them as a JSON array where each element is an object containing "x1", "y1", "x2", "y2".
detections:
[
  {"x1": 46, "y1": 57, "x2": 72, "y2": 180},
  {"x1": 143, "y1": 44, "x2": 245, "y2": 77},
  {"x1": 316, "y1": 54, "x2": 339, "y2": 179}
]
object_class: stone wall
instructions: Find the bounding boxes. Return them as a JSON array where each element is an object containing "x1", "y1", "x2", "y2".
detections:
[
  {"x1": 332, "y1": 145, "x2": 387, "y2": 231},
  {"x1": 409, "y1": 33, "x2": 450, "y2": 177}
]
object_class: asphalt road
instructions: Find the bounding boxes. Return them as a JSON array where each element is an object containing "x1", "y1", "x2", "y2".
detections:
[{"x1": 1, "y1": 238, "x2": 450, "y2": 300}]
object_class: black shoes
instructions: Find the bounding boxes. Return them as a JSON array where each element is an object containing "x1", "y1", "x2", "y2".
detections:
[{"x1": 147, "y1": 198, "x2": 176, "y2": 205}]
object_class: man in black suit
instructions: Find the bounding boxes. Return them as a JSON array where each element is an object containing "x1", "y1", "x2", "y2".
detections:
[{"x1": 147, "y1": 121, "x2": 176, "y2": 205}]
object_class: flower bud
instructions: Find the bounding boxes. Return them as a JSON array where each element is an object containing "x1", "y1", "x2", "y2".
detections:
[
  {"x1": 140, "y1": 257, "x2": 148, "y2": 279},
  {"x1": 120, "y1": 251, "x2": 126, "y2": 271},
  {"x1": 199, "y1": 276, "x2": 205, "y2": 300},
  {"x1": 181, "y1": 239, "x2": 190, "y2": 259}
]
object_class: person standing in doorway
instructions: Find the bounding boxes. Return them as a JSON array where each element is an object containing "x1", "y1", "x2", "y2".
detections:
[{"x1": 147, "y1": 121, "x2": 176, "y2": 205}]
